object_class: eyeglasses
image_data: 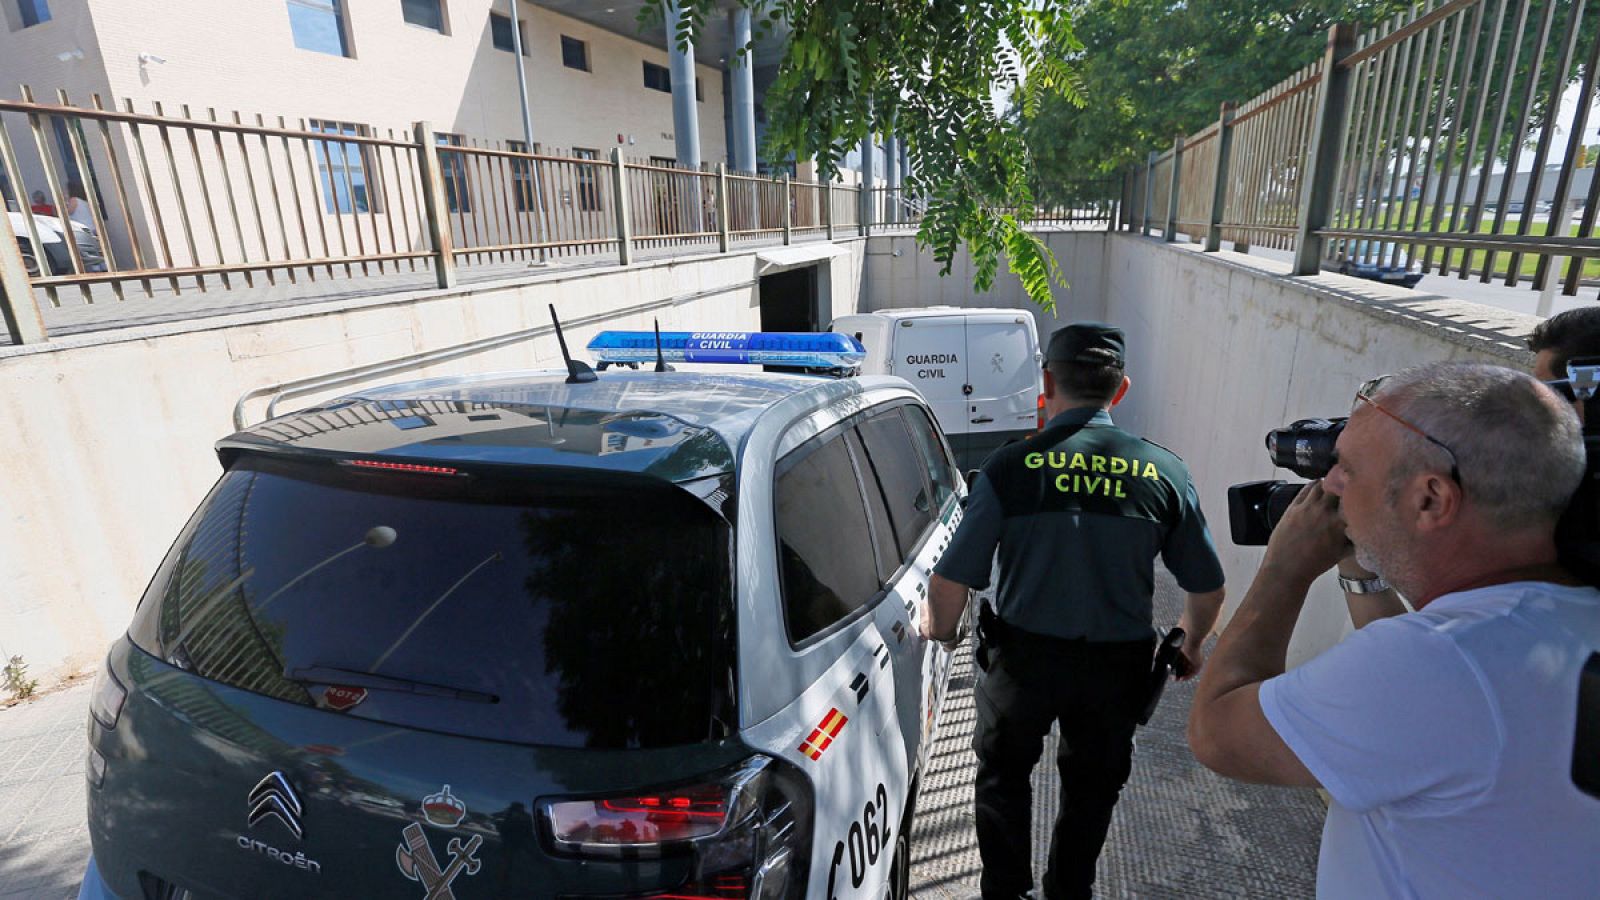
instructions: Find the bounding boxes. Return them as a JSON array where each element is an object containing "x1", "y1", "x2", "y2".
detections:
[{"x1": 1352, "y1": 375, "x2": 1463, "y2": 488}]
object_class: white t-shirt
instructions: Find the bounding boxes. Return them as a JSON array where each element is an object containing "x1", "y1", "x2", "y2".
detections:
[
  {"x1": 67, "y1": 198, "x2": 94, "y2": 231},
  {"x1": 1259, "y1": 581, "x2": 1600, "y2": 899}
]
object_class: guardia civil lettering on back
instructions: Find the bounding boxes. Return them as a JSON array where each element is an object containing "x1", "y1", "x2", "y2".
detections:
[{"x1": 920, "y1": 322, "x2": 1226, "y2": 899}]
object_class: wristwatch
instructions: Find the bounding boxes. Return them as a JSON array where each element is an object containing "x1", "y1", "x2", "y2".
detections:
[{"x1": 1337, "y1": 573, "x2": 1390, "y2": 594}]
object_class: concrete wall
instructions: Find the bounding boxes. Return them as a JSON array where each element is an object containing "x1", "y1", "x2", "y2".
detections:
[
  {"x1": 860, "y1": 228, "x2": 1112, "y2": 339},
  {"x1": 869, "y1": 228, "x2": 1539, "y2": 666},
  {"x1": 0, "y1": 238, "x2": 867, "y2": 681},
  {"x1": 0, "y1": 222, "x2": 1552, "y2": 681}
]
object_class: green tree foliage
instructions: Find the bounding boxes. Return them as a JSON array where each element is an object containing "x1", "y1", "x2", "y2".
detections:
[
  {"x1": 1026, "y1": 0, "x2": 1410, "y2": 199},
  {"x1": 1027, "y1": 0, "x2": 1598, "y2": 205},
  {"x1": 644, "y1": 0, "x2": 1083, "y2": 312},
  {"x1": 644, "y1": 0, "x2": 1594, "y2": 309}
]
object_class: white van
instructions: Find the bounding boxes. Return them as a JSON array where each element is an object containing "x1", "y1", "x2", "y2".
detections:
[{"x1": 831, "y1": 307, "x2": 1042, "y2": 469}]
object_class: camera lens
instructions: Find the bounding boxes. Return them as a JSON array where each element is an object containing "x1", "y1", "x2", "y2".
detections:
[{"x1": 1265, "y1": 418, "x2": 1347, "y2": 479}]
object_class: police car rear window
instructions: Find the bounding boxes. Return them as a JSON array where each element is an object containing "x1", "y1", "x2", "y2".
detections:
[{"x1": 127, "y1": 457, "x2": 736, "y2": 749}]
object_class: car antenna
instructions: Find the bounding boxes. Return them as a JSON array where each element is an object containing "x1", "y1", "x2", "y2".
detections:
[
  {"x1": 653, "y1": 318, "x2": 675, "y2": 372},
  {"x1": 548, "y1": 304, "x2": 597, "y2": 384}
]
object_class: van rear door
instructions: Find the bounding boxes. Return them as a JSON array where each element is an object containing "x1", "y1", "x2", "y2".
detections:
[
  {"x1": 963, "y1": 316, "x2": 1041, "y2": 465},
  {"x1": 890, "y1": 316, "x2": 971, "y2": 456}
]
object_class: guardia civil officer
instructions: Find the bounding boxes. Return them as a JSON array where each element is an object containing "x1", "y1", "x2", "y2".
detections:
[{"x1": 920, "y1": 322, "x2": 1227, "y2": 899}]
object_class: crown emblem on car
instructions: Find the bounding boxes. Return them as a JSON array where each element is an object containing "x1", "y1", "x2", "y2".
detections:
[{"x1": 422, "y1": 784, "x2": 466, "y2": 828}]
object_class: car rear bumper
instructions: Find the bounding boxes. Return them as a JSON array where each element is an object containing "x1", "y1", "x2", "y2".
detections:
[{"x1": 77, "y1": 856, "x2": 125, "y2": 900}]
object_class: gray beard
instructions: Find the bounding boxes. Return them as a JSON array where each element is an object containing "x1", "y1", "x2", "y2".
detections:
[
  {"x1": 1355, "y1": 542, "x2": 1416, "y2": 602},
  {"x1": 1354, "y1": 543, "x2": 1384, "y2": 575}
]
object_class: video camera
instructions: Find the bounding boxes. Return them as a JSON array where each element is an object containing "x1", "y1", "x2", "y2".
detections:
[
  {"x1": 1225, "y1": 360, "x2": 1600, "y2": 800},
  {"x1": 1226, "y1": 416, "x2": 1346, "y2": 546}
]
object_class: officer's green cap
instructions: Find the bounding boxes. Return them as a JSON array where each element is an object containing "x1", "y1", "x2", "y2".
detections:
[{"x1": 1046, "y1": 322, "x2": 1125, "y2": 368}]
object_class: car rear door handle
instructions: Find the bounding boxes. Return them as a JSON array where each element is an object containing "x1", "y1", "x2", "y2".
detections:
[{"x1": 970, "y1": 415, "x2": 994, "y2": 424}]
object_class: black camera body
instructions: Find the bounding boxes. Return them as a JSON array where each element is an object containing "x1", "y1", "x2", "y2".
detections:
[
  {"x1": 1227, "y1": 417, "x2": 1347, "y2": 546},
  {"x1": 1225, "y1": 363, "x2": 1600, "y2": 800}
]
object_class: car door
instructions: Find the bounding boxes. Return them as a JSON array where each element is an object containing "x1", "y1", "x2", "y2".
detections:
[
  {"x1": 852, "y1": 406, "x2": 942, "y2": 780},
  {"x1": 737, "y1": 423, "x2": 910, "y2": 899},
  {"x1": 895, "y1": 403, "x2": 967, "y2": 773}
]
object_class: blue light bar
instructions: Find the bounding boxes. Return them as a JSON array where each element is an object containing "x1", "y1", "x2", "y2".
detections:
[{"x1": 587, "y1": 330, "x2": 867, "y2": 370}]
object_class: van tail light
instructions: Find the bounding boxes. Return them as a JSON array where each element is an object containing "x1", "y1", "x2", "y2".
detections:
[
  {"x1": 543, "y1": 755, "x2": 812, "y2": 899},
  {"x1": 88, "y1": 656, "x2": 126, "y2": 730},
  {"x1": 1036, "y1": 392, "x2": 1047, "y2": 431}
]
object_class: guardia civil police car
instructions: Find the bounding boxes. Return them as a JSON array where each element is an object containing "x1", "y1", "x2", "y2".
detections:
[{"x1": 79, "y1": 329, "x2": 966, "y2": 900}]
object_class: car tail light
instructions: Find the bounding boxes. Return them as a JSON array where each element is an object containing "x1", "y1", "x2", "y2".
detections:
[
  {"x1": 341, "y1": 459, "x2": 462, "y2": 476},
  {"x1": 543, "y1": 755, "x2": 812, "y2": 899},
  {"x1": 88, "y1": 657, "x2": 126, "y2": 730},
  {"x1": 547, "y1": 782, "x2": 735, "y2": 847},
  {"x1": 1036, "y1": 392, "x2": 1047, "y2": 431},
  {"x1": 650, "y1": 873, "x2": 748, "y2": 898}
]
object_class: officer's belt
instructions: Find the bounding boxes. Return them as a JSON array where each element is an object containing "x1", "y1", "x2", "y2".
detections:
[{"x1": 990, "y1": 615, "x2": 1153, "y2": 655}]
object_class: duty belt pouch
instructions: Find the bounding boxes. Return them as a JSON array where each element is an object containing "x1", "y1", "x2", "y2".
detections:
[{"x1": 975, "y1": 601, "x2": 1001, "y2": 672}]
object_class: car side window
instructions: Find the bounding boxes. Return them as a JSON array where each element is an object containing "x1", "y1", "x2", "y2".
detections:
[
  {"x1": 901, "y1": 405, "x2": 960, "y2": 512},
  {"x1": 845, "y1": 428, "x2": 900, "y2": 584},
  {"x1": 856, "y1": 409, "x2": 936, "y2": 560},
  {"x1": 775, "y1": 431, "x2": 884, "y2": 644}
]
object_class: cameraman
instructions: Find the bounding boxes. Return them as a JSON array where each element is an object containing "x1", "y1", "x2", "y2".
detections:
[
  {"x1": 1530, "y1": 306, "x2": 1600, "y2": 389},
  {"x1": 1188, "y1": 362, "x2": 1600, "y2": 898},
  {"x1": 1331, "y1": 308, "x2": 1600, "y2": 630}
]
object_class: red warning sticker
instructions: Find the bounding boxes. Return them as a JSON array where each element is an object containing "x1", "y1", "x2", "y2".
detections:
[{"x1": 321, "y1": 685, "x2": 368, "y2": 712}]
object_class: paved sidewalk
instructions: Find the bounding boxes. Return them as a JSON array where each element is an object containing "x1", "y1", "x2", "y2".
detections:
[
  {"x1": 0, "y1": 682, "x2": 91, "y2": 900},
  {"x1": 0, "y1": 574, "x2": 1324, "y2": 899},
  {"x1": 908, "y1": 574, "x2": 1325, "y2": 898}
]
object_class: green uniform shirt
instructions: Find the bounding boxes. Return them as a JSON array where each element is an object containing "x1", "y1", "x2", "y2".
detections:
[{"x1": 933, "y1": 407, "x2": 1225, "y2": 641}]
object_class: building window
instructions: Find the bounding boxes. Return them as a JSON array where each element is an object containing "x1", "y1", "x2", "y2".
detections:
[
  {"x1": 643, "y1": 61, "x2": 671, "y2": 93},
  {"x1": 16, "y1": 0, "x2": 49, "y2": 27},
  {"x1": 288, "y1": 0, "x2": 350, "y2": 57},
  {"x1": 310, "y1": 120, "x2": 380, "y2": 214},
  {"x1": 400, "y1": 0, "x2": 444, "y2": 33},
  {"x1": 435, "y1": 132, "x2": 470, "y2": 214},
  {"x1": 696, "y1": 76, "x2": 703, "y2": 102},
  {"x1": 572, "y1": 148, "x2": 601, "y2": 212},
  {"x1": 508, "y1": 140, "x2": 535, "y2": 213},
  {"x1": 560, "y1": 34, "x2": 588, "y2": 71},
  {"x1": 489, "y1": 12, "x2": 526, "y2": 54}
]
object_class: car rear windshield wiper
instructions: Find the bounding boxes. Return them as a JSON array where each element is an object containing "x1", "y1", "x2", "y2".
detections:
[{"x1": 285, "y1": 666, "x2": 499, "y2": 704}]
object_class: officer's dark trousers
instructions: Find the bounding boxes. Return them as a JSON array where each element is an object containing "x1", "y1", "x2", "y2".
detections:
[{"x1": 972, "y1": 628, "x2": 1152, "y2": 900}]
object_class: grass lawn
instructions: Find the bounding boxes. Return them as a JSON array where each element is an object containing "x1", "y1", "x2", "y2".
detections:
[{"x1": 1330, "y1": 203, "x2": 1600, "y2": 281}]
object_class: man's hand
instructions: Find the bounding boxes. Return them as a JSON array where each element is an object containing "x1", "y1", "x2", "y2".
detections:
[
  {"x1": 1176, "y1": 631, "x2": 1206, "y2": 681},
  {"x1": 1176, "y1": 587, "x2": 1225, "y2": 683},
  {"x1": 1260, "y1": 480, "x2": 1350, "y2": 585}
]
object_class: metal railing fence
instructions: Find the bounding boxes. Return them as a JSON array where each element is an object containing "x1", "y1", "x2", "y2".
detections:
[
  {"x1": 0, "y1": 87, "x2": 1127, "y2": 344},
  {"x1": 0, "y1": 92, "x2": 440, "y2": 311},
  {"x1": 1123, "y1": 0, "x2": 1600, "y2": 307},
  {"x1": 3, "y1": 91, "x2": 996, "y2": 343},
  {"x1": 1222, "y1": 63, "x2": 1322, "y2": 251}
]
